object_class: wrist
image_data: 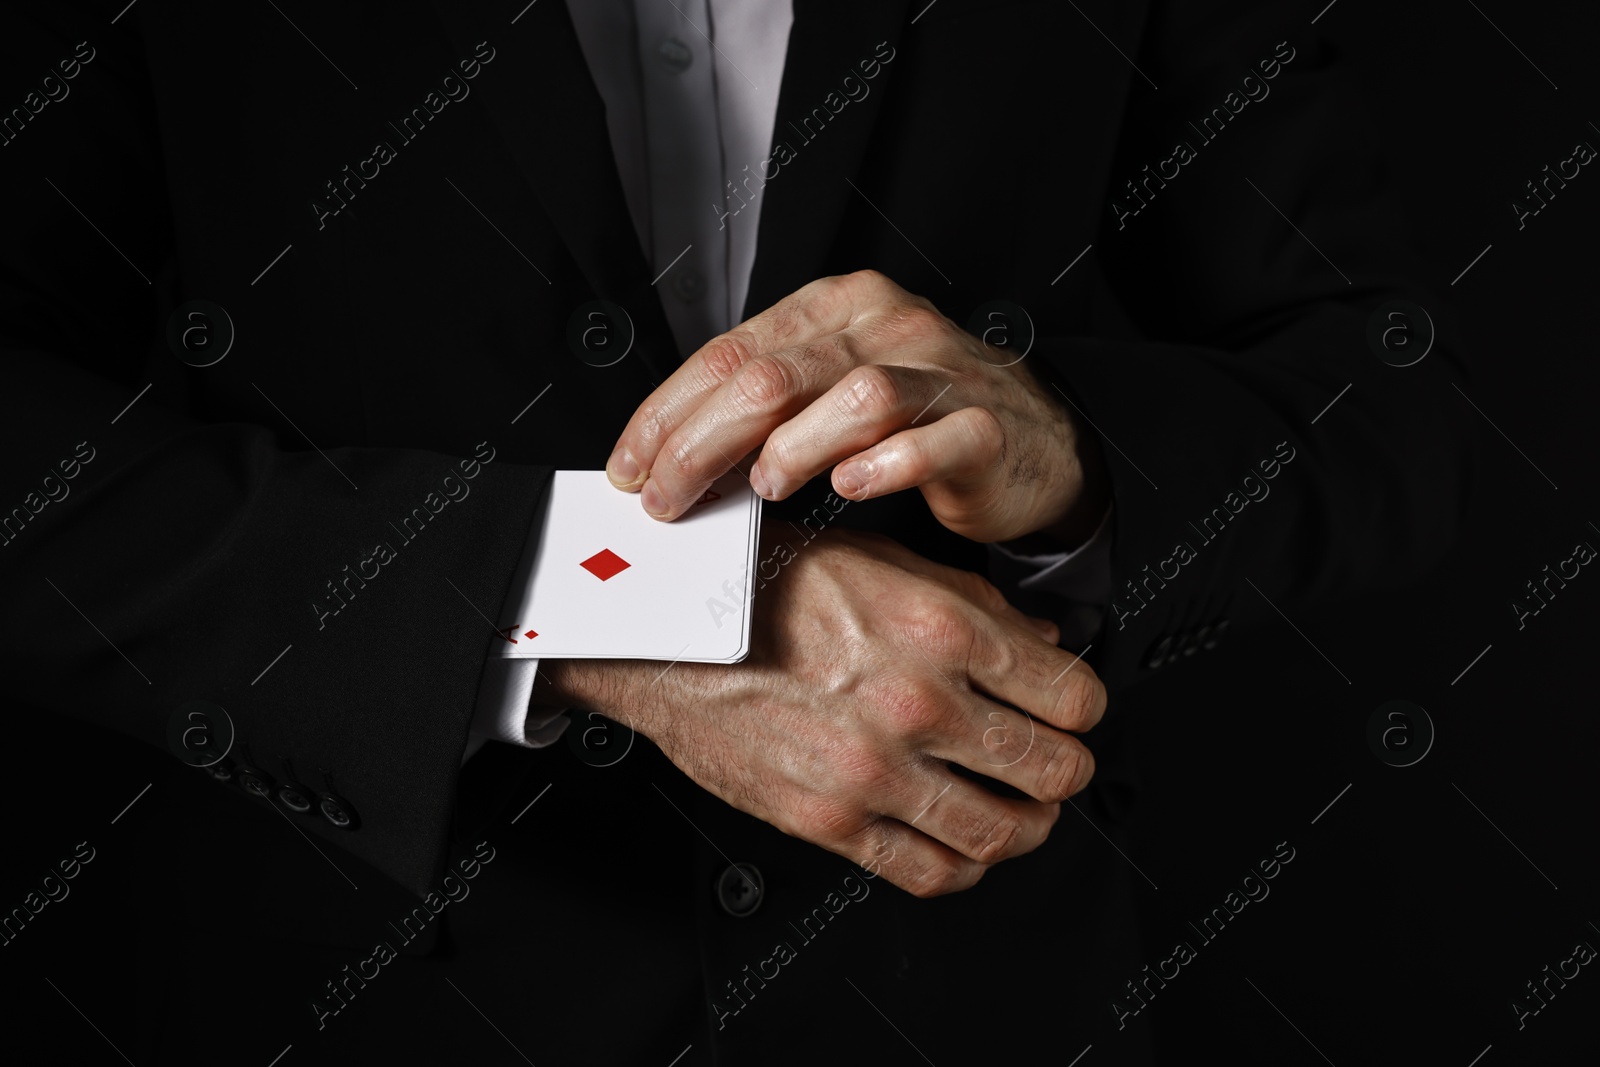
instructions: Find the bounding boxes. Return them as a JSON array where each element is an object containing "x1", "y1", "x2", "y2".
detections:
[
  {"x1": 1029, "y1": 419, "x2": 1110, "y2": 551},
  {"x1": 1015, "y1": 359, "x2": 1111, "y2": 549},
  {"x1": 533, "y1": 658, "x2": 608, "y2": 711},
  {"x1": 536, "y1": 658, "x2": 677, "y2": 745},
  {"x1": 1041, "y1": 440, "x2": 1110, "y2": 548}
]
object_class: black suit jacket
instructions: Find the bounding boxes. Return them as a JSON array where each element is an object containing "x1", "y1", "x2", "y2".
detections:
[{"x1": 0, "y1": 1, "x2": 1472, "y2": 1062}]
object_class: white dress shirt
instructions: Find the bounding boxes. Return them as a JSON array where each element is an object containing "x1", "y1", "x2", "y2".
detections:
[{"x1": 467, "y1": 0, "x2": 1111, "y2": 757}]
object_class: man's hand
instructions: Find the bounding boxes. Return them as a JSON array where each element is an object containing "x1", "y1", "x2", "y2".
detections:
[
  {"x1": 606, "y1": 269, "x2": 1109, "y2": 544},
  {"x1": 537, "y1": 529, "x2": 1106, "y2": 898}
]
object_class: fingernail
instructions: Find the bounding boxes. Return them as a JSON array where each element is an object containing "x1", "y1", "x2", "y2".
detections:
[
  {"x1": 837, "y1": 461, "x2": 873, "y2": 495},
  {"x1": 750, "y1": 465, "x2": 774, "y2": 500},
  {"x1": 641, "y1": 480, "x2": 670, "y2": 518},
  {"x1": 608, "y1": 447, "x2": 640, "y2": 487}
]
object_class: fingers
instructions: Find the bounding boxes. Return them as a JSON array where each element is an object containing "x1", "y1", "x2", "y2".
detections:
[
  {"x1": 841, "y1": 757, "x2": 1062, "y2": 898},
  {"x1": 966, "y1": 614, "x2": 1108, "y2": 735},
  {"x1": 832, "y1": 406, "x2": 1004, "y2": 503},
  {"x1": 933, "y1": 703, "x2": 1096, "y2": 803},
  {"x1": 838, "y1": 530, "x2": 1099, "y2": 732},
  {"x1": 890, "y1": 767, "x2": 1061, "y2": 866},
  {"x1": 631, "y1": 334, "x2": 861, "y2": 519},
  {"x1": 606, "y1": 271, "x2": 895, "y2": 499},
  {"x1": 846, "y1": 816, "x2": 990, "y2": 899},
  {"x1": 713, "y1": 272, "x2": 881, "y2": 367},
  {"x1": 748, "y1": 365, "x2": 957, "y2": 502}
]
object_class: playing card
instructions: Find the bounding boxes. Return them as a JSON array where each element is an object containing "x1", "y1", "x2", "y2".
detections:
[{"x1": 495, "y1": 469, "x2": 761, "y2": 662}]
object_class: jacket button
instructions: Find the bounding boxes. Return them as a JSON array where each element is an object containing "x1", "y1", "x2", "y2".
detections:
[
  {"x1": 715, "y1": 863, "x2": 764, "y2": 917},
  {"x1": 318, "y1": 794, "x2": 357, "y2": 830},
  {"x1": 236, "y1": 766, "x2": 275, "y2": 800},
  {"x1": 277, "y1": 783, "x2": 313, "y2": 813},
  {"x1": 657, "y1": 36, "x2": 693, "y2": 73}
]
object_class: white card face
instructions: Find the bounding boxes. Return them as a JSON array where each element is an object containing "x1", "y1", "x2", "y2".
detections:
[{"x1": 496, "y1": 469, "x2": 761, "y2": 662}]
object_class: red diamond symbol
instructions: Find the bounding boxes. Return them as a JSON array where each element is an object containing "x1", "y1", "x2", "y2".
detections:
[
  {"x1": 580, "y1": 548, "x2": 631, "y2": 581},
  {"x1": 524, "y1": 630, "x2": 538, "y2": 640}
]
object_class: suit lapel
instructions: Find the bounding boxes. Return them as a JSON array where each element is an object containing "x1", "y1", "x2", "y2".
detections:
[
  {"x1": 745, "y1": 0, "x2": 914, "y2": 317},
  {"x1": 426, "y1": 0, "x2": 912, "y2": 377},
  {"x1": 427, "y1": 0, "x2": 676, "y2": 384}
]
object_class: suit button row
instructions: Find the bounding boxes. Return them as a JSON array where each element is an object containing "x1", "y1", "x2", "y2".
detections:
[
  {"x1": 168, "y1": 702, "x2": 360, "y2": 830},
  {"x1": 208, "y1": 761, "x2": 357, "y2": 830},
  {"x1": 1143, "y1": 618, "x2": 1229, "y2": 671}
]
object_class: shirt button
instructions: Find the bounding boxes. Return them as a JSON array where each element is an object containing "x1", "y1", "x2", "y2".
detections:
[
  {"x1": 673, "y1": 268, "x2": 705, "y2": 302},
  {"x1": 657, "y1": 37, "x2": 693, "y2": 72},
  {"x1": 714, "y1": 863, "x2": 764, "y2": 917}
]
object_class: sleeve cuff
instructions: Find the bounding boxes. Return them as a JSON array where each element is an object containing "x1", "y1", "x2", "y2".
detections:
[
  {"x1": 469, "y1": 656, "x2": 571, "y2": 753},
  {"x1": 985, "y1": 504, "x2": 1114, "y2": 651},
  {"x1": 990, "y1": 503, "x2": 1115, "y2": 599}
]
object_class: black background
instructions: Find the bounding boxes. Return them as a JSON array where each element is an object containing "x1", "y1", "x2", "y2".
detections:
[
  {"x1": 1117, "y1": 2, "x2": 1600, "y2": 1063},
  {"x1": 3, "y1": 1, "x2": 1596, "y2": 1064}
]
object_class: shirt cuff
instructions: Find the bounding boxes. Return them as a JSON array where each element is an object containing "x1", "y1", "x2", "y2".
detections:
[
  {"x1": 990, "y1": 504, "x2": 1114, "y2": 599},
  {"x1": 987, "y1": 505, "x2": 1114, "y2": 650},
  {"x1": 470, "y1": 657, "x2": 571, "y2": 748},
  {"x1": 464, "y1": 488, "x2": 572, "y2": 762}
]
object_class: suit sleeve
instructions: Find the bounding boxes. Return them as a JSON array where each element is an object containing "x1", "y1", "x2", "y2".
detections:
[
  {"x1": 0, "y1": 11, "x2": 552, "y2": 897},
  {"x1": 1038, "y1": 4, "x2": 1477, "y2": 692}
]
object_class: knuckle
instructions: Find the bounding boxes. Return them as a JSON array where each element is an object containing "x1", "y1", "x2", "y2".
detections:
[
  {"x1": 831, "y1": 744, "x2": 894, "y2": 795},
  {"x1": 959, "y1": 571, "x2": 1006, "y2": 613},
  {"x1": 792, "y1": 792, "x2": 859, "y2": 843},
  {"x1": 840, "y1": 365, "x2": 901, "y2": 418},
  {"x1": 763, "y1": 295, "x2": 806, "y2": 338},
  {"x1": 980, "y1": 634, "x2": 1020, "y2": 680},
  {"x1": 1072, "y1": 744, "x2": 1097, "y2": 795},
  {"x1": 1053, "y1": 666, "x2": 1105, "y2": 729},
  {"x1": 757, "y1": 430, "x2": 799, "y2": 482},
  {"x1": 875, "y1": 682, "x2": 946, "y2": 738},
  {"x1": 905, "y1": 600, "x2": 974, "y2": 661},
  {"x1": 799, "y1": 334, "x2": 851, "y2": 375},
  {"x1": 730, "y1": 356, "x2": 794, "y2": 413},
  {"x1": 657, "y1": 436, "x2": 703, "y2": 488},
  {"x1": 789, "y1": 279, "x2": 845, "y2": 328},
  {"x1": 1037, "y1": 740, "x2": 1086, "y2": 802},
  {"x1": 847, "y1": 268, "x2": 891, "y2": 294},
  {"x1": 893, "y1": 302, "x2": 948, "y2": 343},
  {"x1": 856, "y1": 828, "x2": 899, "y2": 878},
  {"x1": 973, "y1": 573, "x2": 1003, "y2": 600},
  {"x1": 632, "y1": 402, "x2": 675, "y2": 451},
  {"x1": 904, "y1": 858, "x2": 965, "y2": 899},
  {"x1": 971, "y1": 811, "x2": 1025, "y2": 865},
  {"x1": 956, "y1": 405, "x2": 1006, "y2": 454},
  {"x1": 1043, "y1": 741, "x2": 1094, "y2": 799},
  {"x1": 700, "y1": 334, "x2": 755, "y2": 382}
]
